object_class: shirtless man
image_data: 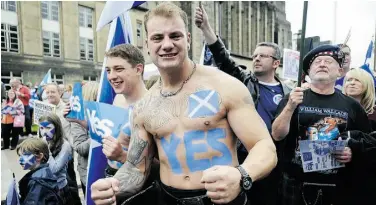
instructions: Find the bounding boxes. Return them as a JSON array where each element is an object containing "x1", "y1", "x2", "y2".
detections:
[{"x1": 91, "y1": 3, "x2": 277, "y2": 205}]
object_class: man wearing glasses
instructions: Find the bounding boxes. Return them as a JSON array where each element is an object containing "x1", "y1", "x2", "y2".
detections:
[{"x1": 195, "y1": 5, "x2": 290, "y2": 205}]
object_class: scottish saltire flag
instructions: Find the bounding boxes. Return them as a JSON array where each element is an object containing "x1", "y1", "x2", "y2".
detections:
[
  {"x1": 66, "y1": 83, "x2": 85, "y2": 120},
  {"x1": 6, "y1": 173, "x2": 20, "y2": 205},
  {"x1": 188, "y1": 90, "x2": 219, "y2": 118},
  {"x1": 199, "y1": 43, "x2": 214, "y2": 65},
  {"x1": 361, "y1": 40, "x2": 376, "y2": 85},
  {"x1": 86, "y1": 2, "x2": 145, "y2": 204},
  {"x1": 96, "y1": 1, "x2": 146, "y2": 31},
  {"x1": 30, "y1": 69, "x2": 52, "y2": 107}
]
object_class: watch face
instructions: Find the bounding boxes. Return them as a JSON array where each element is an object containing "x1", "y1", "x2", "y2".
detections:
[{"x1": 243, "y1": 178, "x2": 252, "y2": 190}]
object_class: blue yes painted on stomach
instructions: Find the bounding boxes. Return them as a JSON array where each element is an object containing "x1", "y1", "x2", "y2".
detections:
[
  {"x1": 188, "y1": 90, "x2": 220, "y2": 118},
  {"x1": 161, "y1": 128, "x2": 232, "y2": 174}
]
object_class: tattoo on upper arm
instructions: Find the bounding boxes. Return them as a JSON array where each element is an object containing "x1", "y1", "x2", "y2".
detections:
[
  {"x1": 243, "y1": 96, "x2": 254, "y2": 105},
  {"x1": 127, "y1": 126, "x2": 148, "y2": 166}
]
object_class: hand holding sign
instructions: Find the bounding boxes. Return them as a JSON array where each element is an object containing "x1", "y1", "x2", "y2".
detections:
[{"x1": 102, "y1": 135, "x2": 126, "y2": 163}]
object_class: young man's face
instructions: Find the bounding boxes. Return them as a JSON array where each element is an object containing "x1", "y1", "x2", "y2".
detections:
[
  {"x1": 45, "y1": 85, "x2": 61, "y2": 105},
  {"x1": 146, "y1": 15, "x2": 191, "y2": 71},
  {"x1": 106, "y1": 57, "x2": 140, "y2": 95}
]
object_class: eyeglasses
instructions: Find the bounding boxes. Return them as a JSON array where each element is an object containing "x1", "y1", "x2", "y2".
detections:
[
  {"x1": 312, "y1": 58, "x2": 334, "y2": 66},
  {"x1": 251, "y1": 54, "x2": 278, "y2": 60}
]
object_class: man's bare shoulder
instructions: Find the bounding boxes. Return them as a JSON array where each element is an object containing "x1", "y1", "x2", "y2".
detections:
[{"x1": 197, "y1": 66, "x2": 253, "y2": 108}]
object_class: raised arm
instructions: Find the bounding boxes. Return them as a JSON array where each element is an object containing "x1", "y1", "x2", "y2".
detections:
[
  {"x1": 195, "y1": 6, "x2": 250, "y2": 82},
  {"x1": 225, "y1": 77, "x2": 277, "y2": 181},
  {"x1": 113, "y1": 115, "x2": 156, "y2": 196},
  {"x1": 272, "y1": 87, "x2": 303, "y2": 141}
]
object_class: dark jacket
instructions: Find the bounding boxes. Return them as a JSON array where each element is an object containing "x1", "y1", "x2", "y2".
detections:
[
  {"x1": 336, "y1": 130, "x2": 376, "y2": 205},
  {"x1": 207, "y1": 37, "x2": 291, "y2": 107},
  {"x1": 19, "y1": 164, "x2": 62, "y2": 205}
]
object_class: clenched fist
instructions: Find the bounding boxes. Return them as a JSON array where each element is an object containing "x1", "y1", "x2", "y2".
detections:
[{"x1": 91, "y1": 178, "x2": 119, "y2": 205}]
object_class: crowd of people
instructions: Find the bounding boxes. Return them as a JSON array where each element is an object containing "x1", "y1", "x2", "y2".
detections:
[{"x1": 1, "y1": 2, "x2": 376, "y2": 205}]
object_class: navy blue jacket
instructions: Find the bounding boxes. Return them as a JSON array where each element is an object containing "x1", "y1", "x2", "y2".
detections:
[{"x1": 19, "y1": 164, "x2": 62, "y2": 205}]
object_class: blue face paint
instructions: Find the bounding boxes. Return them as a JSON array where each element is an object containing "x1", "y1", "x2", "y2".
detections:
[
  {"x1": 160, "y1": 133, "x2": 182, "y2": 174},
  {"x1": 19, "y1": 154, "x2": 36, "y2": 170},
  {"x1": 39, "y1": 121, "x2": 55, "y2": 141},
  {"x1": 184, "y1": 130, "x2": 211, "y2": 172},
  {"x1": 188, "y1": 90, "x2": 220, "y2": 118},
  {"x1": 207, "y1": 128, "x2": 232, "y2": 166}
]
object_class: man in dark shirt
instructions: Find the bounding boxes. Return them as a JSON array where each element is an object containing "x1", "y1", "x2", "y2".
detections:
[{"x1": 272, "y1": 44, "x2": 372, "y2": 205}]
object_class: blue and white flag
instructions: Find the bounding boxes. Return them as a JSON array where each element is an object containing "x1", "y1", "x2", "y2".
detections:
[
  {"x1": 6, "y1": 173, "x2": 20, "y2": 205},
  {"x1": 86, "y1": 2, "x2": 145, "y2": 204},
  {"x1": 199, "y1": 43, "x2": 214, "y2": 66},
  {"x1": 85, "y1": 101, "x2": 130, "y2": 204},
  {"x1": 361, "y1": 39, "x2": 376, "y2": 85},
  {"x1": 66, "y1": 83, "x2": 85, "y2": 120},
  {"x1": 30, "y1": 69, "x2": 52, "y2": 108}
]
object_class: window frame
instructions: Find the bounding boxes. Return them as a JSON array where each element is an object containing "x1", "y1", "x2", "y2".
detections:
[
  {"x1": 80, "y1": 37, "x2": 94, "y2": 61},
  {"x1": 136, "y1": 20, "x2": 143, "y2": 48},
  {"x1": 42, "y1": 31, "x2": 61, "y2": 58},
  {"x1": 41, "y1": 1, "x2": 59, "y2": 21},
  {"x1": 52, "y1": 73, "x2": 64, "y2": 84},
  {"x1": 79, "y1": 5, "x2": 93, "y2": 28},
  {"x1": 1, "y1": 1, "x2": 17, "y2": 12},
  {"x1": 1, "y1": 23, "x2": 19, "y2": 53}
]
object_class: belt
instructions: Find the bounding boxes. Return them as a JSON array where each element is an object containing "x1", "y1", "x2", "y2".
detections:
[{"x1": 160, "y1": 184, "x2": 248, "y2": 205}]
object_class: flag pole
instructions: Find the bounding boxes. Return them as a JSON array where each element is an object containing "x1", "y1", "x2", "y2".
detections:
[{"x1": 297, "y1": 1, "x2": 309, "y2": 87}]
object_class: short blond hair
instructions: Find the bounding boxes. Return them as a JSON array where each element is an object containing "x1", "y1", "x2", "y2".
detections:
[
  {"x1": 343, "y1": 68, "x2": 375, "y2": 114},
  {"x1": 144, "y1": 2, "x2": 188, "y2": 34},
  {"x1": 16, "y1": 138, "x2": 50, "y2": 163}
]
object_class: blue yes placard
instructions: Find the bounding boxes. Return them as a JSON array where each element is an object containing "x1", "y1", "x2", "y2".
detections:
[
  {"x1": 84, "y1": 101, "x2": 129, "y2": 144},
  {"x1": 66, "y1": 83, "x2": 85, "y2": 120}
]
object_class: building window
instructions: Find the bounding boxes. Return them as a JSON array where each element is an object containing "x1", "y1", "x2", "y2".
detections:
[
  {"x1": 79, "y1": 6, "x2": 93, "y2": 28},
  {"x1": 80, "y1": 37, "x2": 94, "y2": 61},
  {"x1": 1, "y1": 23, "x2": 19, "y2": 53},
  {"x1": 41, "y1": 1, "x2": 59, "y2": 21},
  {"x1": 83, "y1": 75, "x2": 97, "y2": 82},
  {"x1": 1, "y1": 70, "x2": 23, "y2": 90},
  {"x1": 43, "y1": 31, "x2": 60, "y2": 57},
  {"x1": 136, "y1": 20, "x2": 143, "y2": 48},
  {"x1": 52, "y1": 74, "x2": 64, "y2": 84},
  {"x1": 1, "y1": 1, "x2": 16, "y2": 12}
]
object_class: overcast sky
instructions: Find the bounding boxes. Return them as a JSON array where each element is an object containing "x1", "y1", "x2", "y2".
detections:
[{"x1": 285, "y1": 1, "x2": 376, "y2": 68}]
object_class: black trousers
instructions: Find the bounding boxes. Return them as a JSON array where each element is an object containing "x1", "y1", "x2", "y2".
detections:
[
  {"x1": 1, "y1": 123, "x2": 22, "y2": 148},
  {"x1": 23, "y1": 105, "x2": 32, "y2": 136},
  {"x1": 120, "y1": 181, "x2": 249, "y2": 205}
]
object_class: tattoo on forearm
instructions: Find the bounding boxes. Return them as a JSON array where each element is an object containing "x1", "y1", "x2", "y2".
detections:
[
  {"x1": 243, "y1": 96, "x2": 254, "y2": 105},
  {"x1": 114, "y1": 162, "x2": 145, "y2": 195}
]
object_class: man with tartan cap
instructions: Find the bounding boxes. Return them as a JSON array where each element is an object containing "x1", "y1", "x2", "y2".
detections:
[{"x1": 272, "y1": 44, "x2": 372, "y2": 205}]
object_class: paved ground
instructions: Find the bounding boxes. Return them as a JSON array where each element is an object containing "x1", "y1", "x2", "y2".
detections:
[{"x1": 1, "y1": 136, "x2": 85, "y2": 203}]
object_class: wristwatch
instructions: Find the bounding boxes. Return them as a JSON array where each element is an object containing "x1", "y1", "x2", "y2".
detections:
[{"x1": 235, "y1": 165, "x2": 253, "y2": 191}]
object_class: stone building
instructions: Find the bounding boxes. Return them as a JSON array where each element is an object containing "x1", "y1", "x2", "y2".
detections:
[{"x1": 1, "y1": 1, "x2": 292, "y2": 89}]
